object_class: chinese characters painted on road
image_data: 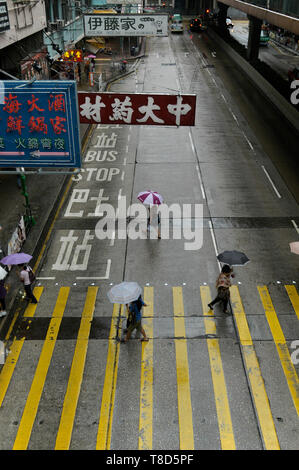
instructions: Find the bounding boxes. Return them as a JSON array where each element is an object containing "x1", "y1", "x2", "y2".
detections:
[
  {"x1": 0, "y1": 81, "x2": 81, "y2": 168},
  {"x1": 78, "y1": 92, "x2": 196, "y2": 126}
]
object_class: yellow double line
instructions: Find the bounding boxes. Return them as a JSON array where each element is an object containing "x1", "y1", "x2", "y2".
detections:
[
  {"x1": 0, "y1": 287, "x2": 43, "y2": 409},
  {"x1": 13, "y1": 287, "x2": 70, "y2": 450},
  {"x1": 200, "y1": 286, "x2": 236, "y2": 450},
  {"x1": 173, "y1": 287, "x2": 194, "y2": 450},
  {"x1": 11, "y1": 287, "x2": 98, "y2": 450},
  {"x1": 258, "y1": 286, "x2": 299, "y2": 418},
  {"x1": 230, "y1": 286, "x2": 280, "y2": 450}
]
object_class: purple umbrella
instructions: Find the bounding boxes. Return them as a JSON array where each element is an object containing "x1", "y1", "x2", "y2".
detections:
[{"x1": 0, "y1": 252, "x2": 32, "y2": 265}]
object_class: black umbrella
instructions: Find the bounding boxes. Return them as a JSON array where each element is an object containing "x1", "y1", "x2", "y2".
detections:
[{"x1": 217, "y1": 250, "x2": 250, "y2": 266}]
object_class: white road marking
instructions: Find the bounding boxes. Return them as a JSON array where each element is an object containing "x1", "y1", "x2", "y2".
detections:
[
  {"x1": 76, "y1": 259, "x2": 111, "y2": 280},
  {"x1": 291, "y1": 219, "x2": 299, "y2": 235},
  {"x1": 36, "y1": 277, "x2": 56, "y2": 280},
  {"x1": 242, "y1": 131, "x2": 254, "y2": 151},
  {"x1": 261, "y1": 165, "x2": 282, "y2": 199},
  {"x1": 208, "y1": 220, "x2": 221, "y2": 272},
  {"x1": 189, "y1": 131, "x2": 206, "y2": 200}
]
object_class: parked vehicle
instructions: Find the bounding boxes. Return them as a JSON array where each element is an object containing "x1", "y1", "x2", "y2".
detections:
[{"x1": 226, "y1": 17, "x2": 234, "y2": 29}]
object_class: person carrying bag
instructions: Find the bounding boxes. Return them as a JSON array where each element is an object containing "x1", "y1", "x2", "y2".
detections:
[
  {"x1": 19, "y1": 264, "x2": 38, "y2": 304},
  {"x1": 208, "y1": 265, "x2": 234, "y2": 314}
]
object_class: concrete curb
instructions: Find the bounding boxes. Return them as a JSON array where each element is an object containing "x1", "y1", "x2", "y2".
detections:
[{"x1": 207, "y1": 27, "x2": 299, "y2": 135}]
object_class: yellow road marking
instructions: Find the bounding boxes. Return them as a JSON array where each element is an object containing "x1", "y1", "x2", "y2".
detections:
[
  {"x1": 285, "y1": 285, "x2": 299, "y2": 320},
  {"x1": 55, "y1": 286, "x2": 98, "y2": 450},
  {"x1": 96, "y1": 303, "x2": 121, "y2": 450},
  {"x1": 230, "y1": 286, "x2": 280, "y2": 450},
  {"x1": 173, "y1": 287, "x2": 194, "y2": 450},
  {"x1": 139, "y1": 287, "x2": 154, "y2": 450},
  {"x1": 0, "y1": 287, "x2": 43, "y2": 408},
  {"x1": 200, "y1": 286, "x2": 236, "y2": 450},
  {"x1": 258, "y1": 286, "x2": 299, "y2": 418},
  {"x1": 13, "y1": 287, "x2": 70, "y2": 450}
]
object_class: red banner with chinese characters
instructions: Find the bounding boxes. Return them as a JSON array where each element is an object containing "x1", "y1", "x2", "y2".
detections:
[{"x1": 78, "y1": 92, "x2": 196, "y2": 126}]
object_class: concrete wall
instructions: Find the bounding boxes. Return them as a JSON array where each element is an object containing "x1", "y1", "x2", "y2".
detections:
[{"x1": 0, "y1": 0, "x2": 47, "y2": 51}]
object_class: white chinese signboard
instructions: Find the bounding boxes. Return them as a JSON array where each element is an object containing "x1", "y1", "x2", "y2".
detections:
[{"x1": 84, "y1": 14, "x2": 168, "y2": 37}]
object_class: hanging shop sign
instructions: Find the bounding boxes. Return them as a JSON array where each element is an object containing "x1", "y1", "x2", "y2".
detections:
[
  {"x1": 84, "y1": 13, "x2": 168, "y2": 37},
  {"x1": 0, "y1": 1, "x2": 10, "y2": 33},
  {"x1": 78, "y1": 92, "x2": 196, "y2": 126},
  {"x1": 0, "y1": 81, "x2": 81, "y2": 168},
  {"x1": 62, "y1": 49, "x2": 84, "y2": 62}
]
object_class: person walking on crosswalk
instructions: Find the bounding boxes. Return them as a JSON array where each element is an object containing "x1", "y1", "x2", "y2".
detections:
[
  {"x1": 208, "y1": 264, "x2": 234, "y2": 314},
  {"x1": 122, "y1": 295, "x2": 149, "y2": 343}
]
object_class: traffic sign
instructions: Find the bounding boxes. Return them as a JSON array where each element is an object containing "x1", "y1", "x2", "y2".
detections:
[{"x1": 0, "y1": 81, "x2": 81, "y2": 168}]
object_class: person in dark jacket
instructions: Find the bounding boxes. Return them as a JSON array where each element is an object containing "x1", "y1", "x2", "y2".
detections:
[
  {"x1": 0, "y1": 278, "x2": 7, "y2": 317},
  {"x1": 123, "y1": 295, "x2": 149, "y2": 343}
]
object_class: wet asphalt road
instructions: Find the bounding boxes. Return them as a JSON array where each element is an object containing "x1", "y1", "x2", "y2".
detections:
[{"x1": 0, "y1": 30, "x2": 298, "y2": 451}]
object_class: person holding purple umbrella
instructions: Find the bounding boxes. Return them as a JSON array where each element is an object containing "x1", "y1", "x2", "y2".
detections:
[{"x1": 19, "y1": 264, "x2": 38, "y2": 304}]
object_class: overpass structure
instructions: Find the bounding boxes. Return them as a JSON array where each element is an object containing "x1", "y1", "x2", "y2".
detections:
[{"x1": 216, "y1": 0, "x2": 299, "y2": 61}]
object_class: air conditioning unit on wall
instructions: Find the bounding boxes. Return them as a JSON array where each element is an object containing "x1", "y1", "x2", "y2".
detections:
[
  {"x1": 56, "y1": 19, "x2": 65, "y2": 28},
  {"x1": 48, "y1": 21, "x2": 58, "y2": 31}
]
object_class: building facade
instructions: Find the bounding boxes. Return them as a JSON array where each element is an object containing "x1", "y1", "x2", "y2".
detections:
[{"x1": 0, "y1": 0, "x2": 47, "y2": 79}]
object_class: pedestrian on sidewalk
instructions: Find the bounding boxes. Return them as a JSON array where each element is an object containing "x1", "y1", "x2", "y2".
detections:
[
  {"x1": 123, "y1": 295, "x2": 149, "y2": 343},
  {"x1": 0, "y1": 278, "x2": 7, "y2": 317},
  {"x1": 19, "y1": 264, "x2": 38, "y2": 304},
  {"x1": 208, "y1": 264, "x2": 234, "y2": 314}
]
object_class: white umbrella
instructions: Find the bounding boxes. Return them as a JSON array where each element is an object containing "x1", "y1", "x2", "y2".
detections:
[
  {"x1": 107, "y1": 282, "x2": 142, "y2": 304},
  {"x1": 290, "y1": 242, "x2": 299, "y2": 255},
  {"x1": 0, "y1": 266, "x2": 7, "y2": 280}
]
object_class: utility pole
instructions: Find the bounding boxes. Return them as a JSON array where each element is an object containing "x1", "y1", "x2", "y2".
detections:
[{"x1": 19, "y1": 170, "x2": 36, "y2": 230}]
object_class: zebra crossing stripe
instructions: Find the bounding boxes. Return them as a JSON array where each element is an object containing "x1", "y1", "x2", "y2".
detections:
[
  {"x1": 173, "y1": 287, "x2": 194, "y2": 450},
  {"x1": 285, "y1": 285, "x2": 299, "y2": 320},
  {"x1": 0, "y1": 287, "x2": 43, "y2": 409},
  {"x1": 200, "y1": 286, "x2": 236, "y2": 450},
  {"x1": 230, "y1": 286, "x2": 280, "y2": 450},
  {"x1": 55, "y1": 286, "x2": 98, "y2": 450},
  {"x1": 13, "y1": 287, "x2": 70, "y2": 450},
  {"x1": 96, "y1": 303, "x2": 121, "y2": 450},
  {"x1": 258, "y1": 286, "x2": 299, "y2": 419},
  {"x1": 139, "y1": 286, "x2": 154, "y2": 450}
]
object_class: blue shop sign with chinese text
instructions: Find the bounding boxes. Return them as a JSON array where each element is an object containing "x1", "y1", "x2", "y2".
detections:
[{"x1": 0, "y1": 81, "x2": 81, "y2": 168}]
